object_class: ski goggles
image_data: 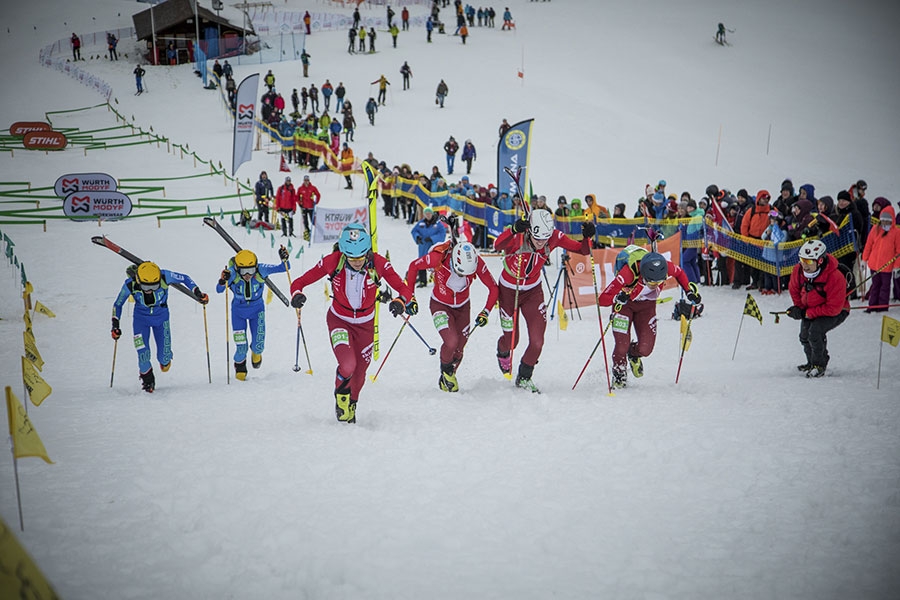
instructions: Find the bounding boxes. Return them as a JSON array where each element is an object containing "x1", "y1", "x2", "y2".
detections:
[
  {"x1": 139, "y1": 282, "x2": 160, "y2": 291},
  {"x1": 237, "y1": 266, "x2": 257, "y2": 276},
  {"x1": 799, "y1": 257, "x2": 818, "y2": 266}
]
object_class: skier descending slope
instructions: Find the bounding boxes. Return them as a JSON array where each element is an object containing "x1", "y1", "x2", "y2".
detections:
[
  {"x1": 598, "y1": 252, "x2": 700, "y2": 389},
  {"x1": 406, "y1": 240, "x2": 499, "y2": 392},
  {"x1": 289, "y1": 224, "x2": 415, "y2": 423},
  {"x1": 112, "y1": 261, "x2": 208, "y2": 393},
  {"x1": 216, "y1": 248, "x2": 290, "y2": 381},
  {"x1": 494, "y1": 209, "x2": 595, "y2": 392}
]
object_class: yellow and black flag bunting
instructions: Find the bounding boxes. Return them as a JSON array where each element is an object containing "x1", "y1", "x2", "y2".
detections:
[{"x1": 743, "y1": 293, "x2": 763, "y2": 325}]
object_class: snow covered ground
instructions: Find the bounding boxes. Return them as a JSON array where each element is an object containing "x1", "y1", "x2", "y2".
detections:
[{"x1": 1, "y1": 1, "x2": 899, "y2": 598}]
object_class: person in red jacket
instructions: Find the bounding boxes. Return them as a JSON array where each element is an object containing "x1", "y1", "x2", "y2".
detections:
[
  {"x1": 274, "y1": 176, "x2": 298, "y2": 237},
  {"x1": 861, "y1": 204, "x2": 900, "y2": 312},
  {"x1": 290, "y1": 223, "x2": 415, "y2": 422},
  {"x1": 406, "y1": 239, "x2": 499, "y2": 392},
  {"x1": 786, "y1": 239, "x2": 850, "y2": 378},
  {"x1": 494, "y1": 208, "x2": 595, "y2": 392},
  {"x1": 598, "y1": 250, "x2": 700, "y2": 389},
  {"x1": 295, "y1": 174, "x2": 321, "y2": 240}
]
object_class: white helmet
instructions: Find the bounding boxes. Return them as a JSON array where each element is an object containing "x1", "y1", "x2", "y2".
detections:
[
  {"x1": 799, "y1": 239, "x2": 827, "y2": 261},
  {"x1": 451, "y1": 242, "x2": 478, "y2": 276},
  {"x1": 528, "y1": 209, "x2": 554, "y2": 240}
]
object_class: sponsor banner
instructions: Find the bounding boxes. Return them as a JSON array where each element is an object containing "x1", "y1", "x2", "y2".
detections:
[
  {"x1": 63, "y1": 190, "x2": 133, "y2": 221},
  {"x1": 232, "y1": 73, "x2": 259, "y2": 175},
  {"x1": 23, "y1": 130, "x2": 67, "y2": 150},
  {"x1": 496, "y1": 118, "x2": 533, "y2": 198},
  {"x1": 9, "y1": 121, "x2": 51, "y2": 137},
  {"x1": 54, "y1": 172, "x2": 117, "y2": 198},
  {"x1": 313, "y1": 206, "x2": 369, "y2": 245},
  {"x1": 562, "y1": 234, "x2": 681, "y2": 309}
]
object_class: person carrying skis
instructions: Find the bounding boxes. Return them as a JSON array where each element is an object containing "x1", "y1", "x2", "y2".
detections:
[
  {"x1": 786, "y1": 239, "x2": 851, "y2": 377},
  {"x1": 111, "y1": 262, "x2": 208, "y2": 393},
  {"x1": 406, "y1": 237, "x2": 498, "y2": 392},
  {"x1": 275, "y1": 176, "x2": 298, "y2": 237},
  {"x1": 296, "y1": 174, "x2": 320, "y2": 240},
  {"x1": 598, "y1": 247, "x2": 700, "y2": 389},
  {"x1": 217, "y1": 248, "x2": 289, "y2": 381},
  {"x1": 255, "y1": 171, "x2": 274, "y2": 223},
  {"x1": 494, "y1": 209, "x2": 596, "y2": 391},
  {"x1": 289, "y1": 223, "x2": 416, "y2": 423}
]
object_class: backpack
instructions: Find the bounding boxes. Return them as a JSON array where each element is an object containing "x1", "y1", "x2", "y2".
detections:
[{"x1": 614, "y1": 245, "x2": 649, "y2": 275}]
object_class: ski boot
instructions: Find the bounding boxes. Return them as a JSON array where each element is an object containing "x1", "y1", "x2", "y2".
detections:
[
  {"x1": 438, "y1": 363, "x2": 459, "y2": 392},
  {"x1": 497, "y1": 350, "x2": 512, "y2": 376},
  {"x1": 160, "y1": 361, "x2": 171, "y2": 372},
  {"x1": 515, "y1": 363, "x2": 540, "y2": 393},
  {"x1": 612, "y1": 367, "x2": 627, "y2": 389},
  {"x1": 627, "y1": 353, "x2": 644, "y2": 378},
  {"x1": 140, "y1": 368, "x2": 155, "y2": 393},
  {"x1": 251, "y1": 352, "x2": 262, "y2": 369},
  {"x1": 235, "y1": 360, "x2": 248, "y2": 381},
  {"x1": 806, "y1": 365, "x2": 826, "y2": 378},
  {"x1": 796, "y1": 363, "x2": 812, "y2": 373},
  {"x1": 335, "y1": 393, "x2": 357, "y2": 423}
]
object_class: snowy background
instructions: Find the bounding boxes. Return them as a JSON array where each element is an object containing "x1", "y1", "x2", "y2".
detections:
[{"x1": 2, "y1": 0, "x2": 900, "y2": 598}]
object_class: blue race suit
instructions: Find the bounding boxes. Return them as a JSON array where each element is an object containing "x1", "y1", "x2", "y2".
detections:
[
  {"x1": 216, "y1": 261, "x2": 288, "y2": 363},
  {"x1": 113, "y1": 269, "x2": 200, "y2": 374}
]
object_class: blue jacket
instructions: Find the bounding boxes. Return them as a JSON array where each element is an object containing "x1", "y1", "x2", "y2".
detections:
[
  {"x1": 216, "y1": 262, "x2": 288, "y2": 307},
  {"x1": 329, "y1": 120, "x2": 342, "y2": 136},
  {"x1": 255, "y1": 178, "x2": 274, "y2": 201},
  {"x1": 461, "y1": 143, "x2": 476, "y2": 161},
  {"x1": 113, "y1": 269, "x2": 200, "y2": 319},
  {"x1": 410, "y1": 216, "x2": 447, "y2": 257}
]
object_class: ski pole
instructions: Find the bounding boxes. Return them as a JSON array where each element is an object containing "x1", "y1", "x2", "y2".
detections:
[
  {"x1": 588, "y1": 247, "x2": 614, "y2": 395},
  {"x1": 851, "y1": 250, "x2": 900, "y2": 298},
  {"x1": 506, "y1": 254, "x2": 522, "y2": 381},
  {"x1": 225, "y1": 286, "x2": 231, "y2": 384},
  {"x1": 403, "y1": 314, "x2": 437, "y2": 355},
  {"x1": 675, "y1": 306, "x2": 697, "y2": 384},
  {"x1": 283, "y1": 251, "x2": 313, "y2": 374},
  {"x1": 572, "y1": 316, "x2": 612, "y2": 390},
  {"x1": 849, "y1": 303, "x2": 900, "y2": 311},
  {"x1": 369, "y1": 318, "x2": 409, "y2": 382},
  {"x1": 202, "y1": 304, "x2": 212, "y2": 384},
  {"x1": 110, "y1": 338, "x2": 118, "y2": 388}
]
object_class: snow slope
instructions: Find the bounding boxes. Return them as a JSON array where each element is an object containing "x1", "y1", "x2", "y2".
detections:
[{"x1": 1, "y1": 1, "x2": 899, "y2": 599}]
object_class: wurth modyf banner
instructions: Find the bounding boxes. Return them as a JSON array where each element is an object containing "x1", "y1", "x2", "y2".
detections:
[
  {"x1": 496, "y1": 118, "x2": 534, "y2": 200},
  {"x1": 232, "y1": 74, "x2": 259, "y2": 176}
]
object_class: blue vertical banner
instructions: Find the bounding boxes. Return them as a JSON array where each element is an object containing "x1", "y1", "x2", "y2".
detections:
[
  {"x1": 496, "y1": 118, "x2": 534, "y2": 200},
  {"x1": 231, "y1": 74, "x2": 259, "y2": 175}
]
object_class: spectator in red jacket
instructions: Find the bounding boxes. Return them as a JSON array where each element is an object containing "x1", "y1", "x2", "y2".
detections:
[
  {"x1": 275, "y1": 176, "x2": 298, "y2": 237},
  {"x1": 296, "y1": 175, "x2": 321, "y2": 240}
]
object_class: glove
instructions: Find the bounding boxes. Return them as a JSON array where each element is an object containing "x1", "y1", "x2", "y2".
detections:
[
  {"x1": 291, "y1": 292, "x2": 307, "y2": 309},
  {"x1": 193, "y1": 287, "x2": 209, "y2": 305},
  {"x1": 581, "y1": 220, "x2": 596, "y2": 239},
  {"x1": 786, "y1": 305, "x2": 804, "y2": 320},
  {"x1": 686, "y1": 282, "x2": 702, "y2": 304},
  {"x1": 475, "y1": 309, "x2": 489, "y2": 328},
  {"x1": 389, "y1": 297, "x2": 405, "y2": 317},
  {"x1": 111, "y1": 317, "x2": 121, "y2": 340},
  {"x1": 424, "y1": 237, "x2": 433, "y2": 245},
  {"x1": 415, "y1": 235, "x2": 423, "y2": 244},
  {"x1": 613, "y1": 290, "x2": 629, "y2": 313},
  {"x1": 405, "y1": 297, "x2": 419, "y2": 316},
  {"x1": 278, "y1": 245, "x2": 289, "y2": 262},
  {"x1": 512, "y1": 218, "x2": 528, "y2": 233},
  {"x1": 218, "y1": 268, "x2": 230, "y2": 286},
  {"x1": 376, "y1": 287, "x2": 393, "y2": 304}
]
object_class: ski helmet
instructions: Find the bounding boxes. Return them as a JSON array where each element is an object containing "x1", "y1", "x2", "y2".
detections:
[
  {"x1": 639, "y1": 252, "x2": 667, "y2": 284},
  {"x1": 451, "y1": 242, "x2": 478, "y2": 276},
  {"x1": 338, "y1": 223, "x2": 372, "y2": 258},
  {"x1": 136, "y1": 261, "x2": 161, "y2": 285},
  {"x1": 528, "y1": 209, "x2": 554, "y2": 240},
  {"x1": 799, "y1": 239, "x2": 826, "y2": 262},
  {"x1": 235, "y1": 250, "x2": 257, "y2": 269}
]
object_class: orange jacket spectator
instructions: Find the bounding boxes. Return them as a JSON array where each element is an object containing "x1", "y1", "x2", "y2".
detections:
[{"x1": 740, "y1": 190, "x2": 772, "y2": 239}]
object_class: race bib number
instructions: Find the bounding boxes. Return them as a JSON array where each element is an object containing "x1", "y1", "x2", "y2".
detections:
[
  {"x1": 611, "y1": 313, "x2": 630, "y2": 334},
  {"x1": 331, "y1": 328, "x2": 349, "y2": 347},
  {"x1": 233, "y1": 329, "x2": 247, "y2": 344}
]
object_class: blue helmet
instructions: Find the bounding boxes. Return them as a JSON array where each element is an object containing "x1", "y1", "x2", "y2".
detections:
[{"x1": 338, "y1": 223, "x2": 371, "y2": 258}]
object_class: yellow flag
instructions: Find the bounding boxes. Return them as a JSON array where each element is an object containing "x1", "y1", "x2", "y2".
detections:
[
  {"x1": 557, "y1": 300, "x2": 568, "y2": 331},
  {"x1": 23, "y1": 330, "x2": 44, "y2": 372},
  {"x1": 742, "y1": 293, "x2": 763, "y2": 325},
  {"x1": 0, "y1": 516, "x2": 60, "y2": 598},
  {"x1": 5, "y1": 387, "x2": 53, "y2": 464},
  {"x1": 680, "y1": 314, "x2": 692, "y2": 351},
  {"x1": 882, "y1": 316, "x2": 900, "y2": 347},
  {"x1": 22, "y1": 281, "x2": 34, "y2": 296},
  {"x1": 33, "y1": 301, "x2": 56, "y2": 318},
  {"x1": 23, "y1": 310, "x2": 33, "y2": 333},
  {"x1": 22, "y1": 356, "x2": 52, "y2": 407},
  {"x1": 324, "y1": 281, "x2": 330, "y2": 300}
]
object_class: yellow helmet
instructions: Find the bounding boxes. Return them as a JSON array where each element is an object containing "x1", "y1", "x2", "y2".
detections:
[
  {"x1": 235, "y1": 250, "x2": 257, "y2": 269},
  {"x1": 136, "y1": 262, "x2": 161, "y2": 285}
]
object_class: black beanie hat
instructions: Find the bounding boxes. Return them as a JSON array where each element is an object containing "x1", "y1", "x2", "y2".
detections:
[{"x1": 837, "y1": 190, "x2": 852, "y2": 202}]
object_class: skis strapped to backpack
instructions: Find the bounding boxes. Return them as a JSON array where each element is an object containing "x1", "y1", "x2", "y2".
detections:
[
  {"x1": 91, "y1": 236, "x2": 201, "y2": 303},
  {"x1": 202, "y1": 217, "x2": 290, "y2": 306}
]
